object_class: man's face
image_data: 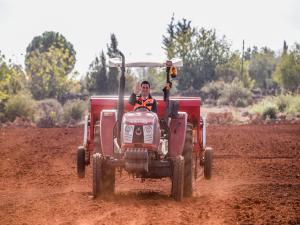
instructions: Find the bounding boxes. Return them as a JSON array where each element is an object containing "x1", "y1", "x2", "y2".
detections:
[{"x1": 141, "y1": 83, "x2": 150, "y2": 97}]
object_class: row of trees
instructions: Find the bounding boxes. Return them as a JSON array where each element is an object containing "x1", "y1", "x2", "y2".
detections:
[
  {"x1": 0, "y1": 32, "x2": 123, "y2": 106},
  {"x1": 1, "y1": 17, "x2": 300, "y2": 118},
  {"x1": 162, "y1": 16, "x2": 300, "y2": 96}
]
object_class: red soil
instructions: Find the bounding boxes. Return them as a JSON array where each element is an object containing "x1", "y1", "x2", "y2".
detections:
[{"x1": 0, "y1": 124, "x2": 299, "y2": 225}]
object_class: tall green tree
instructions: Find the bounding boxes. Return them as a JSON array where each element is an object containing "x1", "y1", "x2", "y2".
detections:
[
  {"x1": 249, "y1": 47, "x2": 277, "y2": 90},
  {"x1": 162, "y1": 17, "x2": 230, "y2": 92},
  {"x1": 273, "y1": 43, "x2": 300, "y2": 93},
  {"x1": 0, "y1": 52, "x2": 27, "y2": 102},
  {"x1": 25, "y1": 31, "x2": 76, "y2": 100},
  {"x1": 216, "y1": 51, "x2": 255, "y2": 89},
  {"x1": 107, "y1": 33, "x2": 119, "y2": 94},
  {"x1": 162, "y1": 14, "x2": 176, "y2": 59},
  {"x1": 85, "y1": 51, "x2": 108, "y2": 94}
]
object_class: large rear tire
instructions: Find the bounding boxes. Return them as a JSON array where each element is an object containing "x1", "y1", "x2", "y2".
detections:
[
  {"x1": 171, "y1": 156, "x2": 184, "y2": 201},
  {"x1": 204, "y1": 147, "x2": 213, "y2": 179},
  {"x1": 182, "y1": 123, "x2": 193, "y2": 197},
  {"x1": 77, "y1": 146, "x2": 85, "y2": 178},
  {"x1": 93, "y1": 122, "x2": 115, "y2": 196},
  {"x1": 93, "y1": 153, "x2": 102, "y2": 198}
]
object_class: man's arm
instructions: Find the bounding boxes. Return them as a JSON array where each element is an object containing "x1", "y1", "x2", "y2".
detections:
[
  {"x1": 151, "y1": 99, "x2": 157, "y2": 113},
  {"x1": 128, "y1": 93, "x2": 136, "y2": 105}
]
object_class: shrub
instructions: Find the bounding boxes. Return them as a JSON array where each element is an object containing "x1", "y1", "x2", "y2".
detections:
[
  {"x1": 0, "y1": 112, "x2": 6, "y2": 123},
  {"x1": 235, "y1": 98, "x2": 248, "y2": 107},
  {"x1": 262, "y1": 105, "x2": 278, "y2": 119},
  {"x1": 62, "y1": 99, "x2": 87, "y2": 124},
  {"x1": 250, "y1": 94, "x2": 300, "y2": 120},
  {"x1": 200, "y1": 81, "x2": 226, "y2": 102},
  {"x1": 35, "y1": 99, "x2": 63, "y2": 127},
  {"x1": 285, "y1": 96, "x2": 300, "y2": 116},
  {"x1": 275, "y1": 95, "x2": 293, "y2": 112},
  {"x1": 4, "y1": 93, "x2": 36, "y2": 121},
  {"x1": 218, "y1": 79, "x2": 252, "y2": 107}
]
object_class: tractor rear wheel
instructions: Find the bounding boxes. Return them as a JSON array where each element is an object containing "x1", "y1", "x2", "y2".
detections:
[
  {"x1": 182, "y1": 123, "x2": 193, "y2": 197},
  {"x1": 204, "y1": 147, "x2": 213, "y2": 179},
  {"x1": 93, "y1": 122, "x2": 115, "y2": 196},
  {"x1": 171, "y1": 156, "x2": 184, "y2": 201},
  {"x1": 93, "y1": 153, "x2": 103, "y2": 198},
  {"x1": 77, "y1": 146, "x2": 85, "y2": 178}
]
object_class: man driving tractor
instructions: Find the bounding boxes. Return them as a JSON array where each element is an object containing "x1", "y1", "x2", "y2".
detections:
[{"x1": 128, "y1": 80, "x2": 157, "y2": 113}]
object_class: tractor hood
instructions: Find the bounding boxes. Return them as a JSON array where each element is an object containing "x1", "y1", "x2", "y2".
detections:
[
  {"x1": 122, "y1": 111, "x2": 157, "y2": 125},
  {"x1": 121, "y1": 111, "x2": 160, "y2": 149}
]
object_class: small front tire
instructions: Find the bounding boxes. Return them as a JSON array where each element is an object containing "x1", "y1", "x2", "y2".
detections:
[
  {"x1": 204, "y1": 147, "x2": 213, "y2": 179},
  {"x1": 93, "y1": 153, "x2": 103, "y2": 198},
  {"x1": 77, "y1": 146, "x2": 85, "y2": 178}
]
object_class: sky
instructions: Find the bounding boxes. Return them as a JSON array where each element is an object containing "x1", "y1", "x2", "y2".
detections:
[{"x1": 0, "y1": 0, "x2": 299, "y2": 74}]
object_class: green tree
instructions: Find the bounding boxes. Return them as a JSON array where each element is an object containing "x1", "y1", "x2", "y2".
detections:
[
  {"x1": 85, "y1": 51, "x2": 108, "y2": 94},
  {"x1": 273, "y1": 43, "x2": 300, "y2": 93},
  {"x1": 0, "y1": 53, "x2": 10, "y2": 102},
  {"x1": 107, "y1": 33, "x2": 119, "y2": 94},
  {"x1": 249, "y1": 47, "x2": 277, "y2": 90},
  {"x1": 162, "y1": 17, "x2": 231, "y2": 92},
  {"x1": 283, "y1": 40, "x2": 288, "y2": 55},
  {"x1": 216, "y1": 51, "x2": 241, "y2": 83},
  {"x1": 0, "y1": 53, "x2": 27, "y2": 102},
  {"x1": 216, "y1": 51, "x2": 255, "y2": 90},
  {"x1": 25, "y1": 31, "x2": 76, "y2": 100},
  {"x1": 162, "y1": 14, "x2": 176, "y2": 59}
]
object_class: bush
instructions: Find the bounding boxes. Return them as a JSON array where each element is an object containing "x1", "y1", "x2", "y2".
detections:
[
  {"x1": 201, "y1": 81, "x2": 226, "y2": 103},
  {"x1": 250, "y1": 94, "x2": 300, "y2": 120},
  {"x1": 35, "y1": 99, "x2": 63, "y2": 127},
  {"x1": 217, "y1": 79, "x2": 252, "y2": 107},
  {"x1": 62, "y1": 99, "x2": 87, "y2": 124},
  {"x1": 4, "y1": 93, "x2": 36, "y2": 121},
  {"x1": 251, "y1": 97, "x2": 276, "y2": 112},
  {"x1": 0, "y1": 112, "x2": 6, "y2": 123},
  {"x1": 235, "y1": 98, "x2": 248, "y2": 107},
  {"x1": 262, "y1": 105, "x2": 277, "y2": 119},
  {"x1": 285, "y1": 96, "x2": 300, "y2": 117},
  {"x1": 275, "y1": 95, "x2": 293, "y2": 112}
]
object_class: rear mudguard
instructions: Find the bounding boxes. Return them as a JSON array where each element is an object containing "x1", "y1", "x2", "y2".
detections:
[
  {"x1": 168, "y1": 112, "x2": 187, "y2": 157},
  {"x1": 99, "y1": 110, "x2": 117, "y2": 156}
]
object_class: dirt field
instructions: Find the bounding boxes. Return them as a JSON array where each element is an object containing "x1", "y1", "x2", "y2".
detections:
[{"x1": 0, "y1": 124, "x2": 299, "y2": 225}]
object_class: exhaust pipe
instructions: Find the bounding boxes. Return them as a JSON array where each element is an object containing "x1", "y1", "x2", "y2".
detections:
[{"x1": 117, "y1": 50, "x2": 125, "y2": 143}]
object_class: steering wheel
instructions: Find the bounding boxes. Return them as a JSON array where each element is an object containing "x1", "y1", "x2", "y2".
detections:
[{"x1": 134, "y1": 106, "x2": 151, "y2": 112}]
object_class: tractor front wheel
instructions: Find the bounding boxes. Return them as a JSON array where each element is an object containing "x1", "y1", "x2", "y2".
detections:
[
  {"x1": 93, "y1": 153, "x2": 103, "y2": 198},
  {"x1": 102, "y1": 162, "x2": 115, "y2": 194},
  {"x1": 204, "y1": 147, "x2": 213, "y2": 179},
  {"x1": 171, "y1": 156, "x2": 184, "y2": 201},
  {"x1": 77, "y1": 146, "x2": 85, "y2": 178}
]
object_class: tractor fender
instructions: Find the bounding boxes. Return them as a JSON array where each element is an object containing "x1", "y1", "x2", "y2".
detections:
[
  {"x1": 168, "y1": 112, "x2": 187, "y2": 157},
  {"x1": 100, "y1": 110, "x2": 117, "y2": 156}
]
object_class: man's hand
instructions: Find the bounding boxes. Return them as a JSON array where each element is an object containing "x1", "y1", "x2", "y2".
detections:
[
  {"x1": 133, "y1": 82, "x2": 141, "y2": 94},
  {"x1": 164, "y1": 81, "x2": 172, "y2": 90}
]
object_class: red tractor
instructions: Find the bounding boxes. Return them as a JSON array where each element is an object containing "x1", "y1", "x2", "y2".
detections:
[{"x1": 77, "y1": 51, "x2": 213, "y2": 201}]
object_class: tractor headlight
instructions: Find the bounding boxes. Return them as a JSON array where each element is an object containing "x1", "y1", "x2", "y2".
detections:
[
  {"x1": 123, "y1": 124, "x2": 134, "y2": 143},
  {"x1": 143, "y1": 125, "x2": 153, "y2": 144}
]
